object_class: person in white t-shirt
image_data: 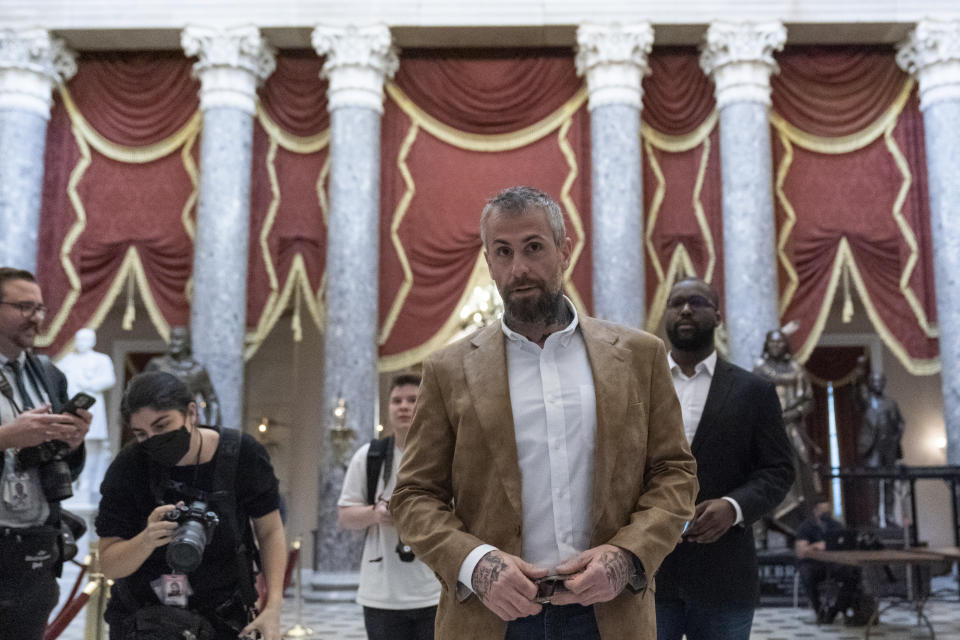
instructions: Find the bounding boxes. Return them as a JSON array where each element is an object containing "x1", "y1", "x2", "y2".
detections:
[{"x1": 338, "y1": 373, "x2": 440, "y2": 640}]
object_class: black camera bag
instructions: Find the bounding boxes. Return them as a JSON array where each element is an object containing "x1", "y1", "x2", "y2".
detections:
[{"x1": 120, "y1": 604, "x2": 215, "y2": 640}]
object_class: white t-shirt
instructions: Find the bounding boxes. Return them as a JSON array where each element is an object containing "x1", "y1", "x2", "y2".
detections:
[{"x1": 338, "y1": 442, "x2": 441, "y2": 610}]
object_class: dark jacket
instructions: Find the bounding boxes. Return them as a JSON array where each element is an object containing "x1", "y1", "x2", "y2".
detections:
[{"x1": 656, "y1": 358, "x2": 795, "y2": 605}]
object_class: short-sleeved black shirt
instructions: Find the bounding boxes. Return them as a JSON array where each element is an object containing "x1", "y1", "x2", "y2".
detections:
[{"x1": 95, "y1": 428, "x2": 279, "y2": 626}]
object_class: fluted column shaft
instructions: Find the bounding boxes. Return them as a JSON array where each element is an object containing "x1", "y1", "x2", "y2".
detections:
[
  {"x1": 898, "y1": 20, "x2": 960, "y2": 466},
  {"x1": 0, "y1": 29, "x2": 75, "y2": 271},
  {"x1": 182, "y1": 25, "x2": 275, "y2": 430},
  {"x1": 312, "y1": 24, "x2": 398, "y2": 577},
  {"x1": 576, "y1": 23, "x2": 653, "y2": 328},
  {"x1": 701, "y1": 21, "x2": 786, "y2": 368}
]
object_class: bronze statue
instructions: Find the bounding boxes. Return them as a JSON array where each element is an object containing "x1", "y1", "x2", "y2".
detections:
[
  {"x1": 754, "y1": 329, "x2": 820, "y2": 534},
  {"x1": 145, "y1": 326, "x2": 221, "y2": 425},
  {"x1": 855, "y1": 357, "x2": 904, "y2": 527}
]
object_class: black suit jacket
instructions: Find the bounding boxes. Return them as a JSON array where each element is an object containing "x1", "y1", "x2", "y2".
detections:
[
  {"x1": 655, "y1": 358, "x2": 794, "y2": 605},
  {"x1": 0, "y1": 352, "x2": 84, "y2": 521}
]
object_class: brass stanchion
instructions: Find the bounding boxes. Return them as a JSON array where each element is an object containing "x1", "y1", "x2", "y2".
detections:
[
  {"x1": 83, "y1": 541, "x2": 112, "y2": 640},
  {"x1": 283, "y1": 538, "x2": 315, "y2": 639}
]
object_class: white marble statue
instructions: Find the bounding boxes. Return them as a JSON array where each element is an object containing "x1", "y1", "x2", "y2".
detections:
[{"x1": 57, "y1": 328, "x2": 116, "y2": 505}]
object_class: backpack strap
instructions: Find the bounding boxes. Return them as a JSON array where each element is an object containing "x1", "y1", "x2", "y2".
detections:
[{"x1": 365, "y1": 435, "x2": 394, "y2": 505}]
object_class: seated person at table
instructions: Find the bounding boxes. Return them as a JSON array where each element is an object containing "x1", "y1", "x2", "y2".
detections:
[{"x1": 795, "y1": 499, "x2": 863, "y2": 624}]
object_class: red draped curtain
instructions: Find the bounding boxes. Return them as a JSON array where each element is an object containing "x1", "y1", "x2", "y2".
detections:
[
  {"x1": 37, "y1": 52, "x2": 200, "y2": 356},
  {"x1": 378, "y1": 50, "x2": 591, "y2": 369},
  {"x1": 641, "y1": 48, "x2": 723, "y2": 332},
  {"x1": 771, "y1": 46, "x2": 937, "y2": 374},
  {"x1": 247, "y1": 51, "x2": 330, "y2": 359}
]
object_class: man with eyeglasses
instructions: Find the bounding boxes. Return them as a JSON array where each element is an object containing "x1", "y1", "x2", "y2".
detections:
[
  {"x1": 0, "y1": 267, "x2": 92, "y2": 639},
  {"x1": 655, "y1": 277, "x2": 794, "y2": 640}
]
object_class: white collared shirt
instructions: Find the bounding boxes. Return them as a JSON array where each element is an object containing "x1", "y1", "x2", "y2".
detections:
[
  {"x1": 458, "y1": 298, "x2": 596, "y2": 587},
  {"x1": 667, "y1": 350, "x2": 742, "y2": 525}
]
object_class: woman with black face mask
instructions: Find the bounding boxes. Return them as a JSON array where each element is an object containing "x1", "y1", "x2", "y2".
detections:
[{"x1": 95, "y1": 371, "x2": 286, "y2": 640}]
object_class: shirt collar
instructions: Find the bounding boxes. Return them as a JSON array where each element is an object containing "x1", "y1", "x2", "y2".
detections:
[
  {"x1": 500, "y1": 295, "x2": 580, "y2": 347},
  {"x1": 0, "y1": 351, "x2": 26, "y2": 368},
  {"x1": 667, "y1": 349, "x2": 717, "y2": 378}
]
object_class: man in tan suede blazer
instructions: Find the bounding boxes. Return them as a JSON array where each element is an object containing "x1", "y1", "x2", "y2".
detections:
[{"x1": 391, "y1": 186, "x2": 698, "y2": 640}]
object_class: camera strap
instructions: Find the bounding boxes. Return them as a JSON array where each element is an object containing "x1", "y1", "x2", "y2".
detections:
[{"x1": 365, "y1": 435, "x2": 394, "y2": 505}]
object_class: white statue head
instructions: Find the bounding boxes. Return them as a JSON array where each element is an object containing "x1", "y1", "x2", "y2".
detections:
[{"x1": 75, "y1": 328, "x2": 96, "y2": 353}]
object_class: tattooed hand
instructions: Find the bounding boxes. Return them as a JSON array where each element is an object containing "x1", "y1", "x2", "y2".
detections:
[
  {"x1": 471, "y1": 550, "x2": 548, "y2": 621},
  {"x1": 548, "y1": 545, "x2": 634, "y2": 607}
]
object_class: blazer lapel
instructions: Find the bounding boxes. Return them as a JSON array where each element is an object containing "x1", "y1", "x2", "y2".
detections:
[
  {"x1": 463, "y1": 324, "x2": 524, "y2": 522},
  {"x1": 691, "y1": 358, "x2": 734, "y2": 457},
  {"x1": 580, "y1": 317, "x2": 632, "y2": 530}
]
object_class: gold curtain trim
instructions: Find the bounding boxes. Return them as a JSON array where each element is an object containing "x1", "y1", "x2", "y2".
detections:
[
  {"x1": 775, "y1": 130, "x2": 800, "y2": 315},
  {"x1": 245, "y1": 111, "x2": 330, "y2": 360},
  {"x1": 40, "y1": 247, "x2": 171, "y2": 359},
  {"x1": 377, "y1": 88, "x2": 587, "y2": 360},
  {"x1": 807, "y1": 365, "x2": 863, "y2": 389},
  {"x1": 883, "y1": 126, "x2": 938, "y2": 338},
  {"x1": 641, "y1": 117, "x2": 718, "y2": 333},
  {"x1": 180, "y1": 135, "x2": 199, "y2": 240},
  {"x1": 244, "y1": 255, "x2": 324, "y2": 361},
  {"x1": 378, "y1": 253, "x2": 490, "y2": 372},
  {"x1": 59, "y1": 85, "x2": 202, "y2": 164},
  {"x1": 256, "y1": 103, "x2": 330, "y2": 153},
  {"x1": 770, "y1": 78, "x2": 913, "y2": 154},
  {"x1": 378, "y1": 120, "x2": 421, "y2": 346},
  {"x1": 641, "y1": 111, "x2": 718, "y2": 153},
  {"x1": 794, "y1": 238, "x2": 939, "y2": 376},
  {"x1": 385, "y1": 82, "x2": 588, "y2": 152}
]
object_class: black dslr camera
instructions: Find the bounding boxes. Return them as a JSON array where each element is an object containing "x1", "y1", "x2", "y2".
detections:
[
  {"x1": 163, "y1": 501, "x2": 220, "y2": 573},
  {"x1": 16, "y1": 392, "x2": 96, "y2": 502},
  {"x1": 17, "y1": 440, "x2": 73, "y2": 502},
  {"x1": 396, "y1": 540, "x2": 415, "y2": 562}
]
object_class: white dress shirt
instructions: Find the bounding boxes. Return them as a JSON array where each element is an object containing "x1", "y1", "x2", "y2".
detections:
[
  {"x1": 667, "y1": 350, "x2": 743, "y2": 525},
  {"x1": 458, "y1": 298, "x2": 596, "y2": 589}
]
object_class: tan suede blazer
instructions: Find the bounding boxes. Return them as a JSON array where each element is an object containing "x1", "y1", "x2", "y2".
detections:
[{"x1": 391, "y1": 316, "x2": 698, "y2": 639}]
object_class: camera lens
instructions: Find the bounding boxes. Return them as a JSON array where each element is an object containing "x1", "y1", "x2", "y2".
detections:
[{"x1": 39, "y1": 460, "x2": 73, "y2": 502}]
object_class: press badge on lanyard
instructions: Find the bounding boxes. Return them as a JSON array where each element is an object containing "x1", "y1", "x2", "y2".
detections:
[{"x1": 152, "y1": 574, "x2": 191, "y2": 607}]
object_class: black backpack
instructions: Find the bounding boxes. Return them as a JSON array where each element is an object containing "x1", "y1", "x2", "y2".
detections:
[{"x1": 365, "y1": 435, "x2": 395, "y2": 505}]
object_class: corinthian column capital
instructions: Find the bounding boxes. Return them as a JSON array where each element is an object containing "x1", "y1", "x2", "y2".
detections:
[
  {"x1": 181, "y1": 25, "x2": 276, "y2": 114},
  {"x1": 897, "y1": 19, "x2": 960, "y2": 110},
  {"x1": 0, "y1": 28, "x2": 76, "y2": 118},
  {"x1": 575, "y1": 23, "x2": 654, "y2": 111},
  {"x1": 311, "y1": 24, "x2": 398, "y2": 114},
  {"x1": 700, "y1": 21, "x2": 786, "y2": 108}
]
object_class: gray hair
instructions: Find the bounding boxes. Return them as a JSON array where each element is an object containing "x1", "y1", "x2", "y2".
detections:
[{"x1": 480, "y1": 186, "x2": 566, "y2": 248}]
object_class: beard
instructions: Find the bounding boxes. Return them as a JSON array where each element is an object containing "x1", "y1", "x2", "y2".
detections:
[
  {"x1": 503, "y1": 279, "x2": 566, "y2": 325},
  {"x1": 666, "y1": 322, "x2": 715, "y2": 352}
]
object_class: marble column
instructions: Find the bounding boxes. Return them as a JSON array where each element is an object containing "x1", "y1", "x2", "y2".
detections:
[
  {"x1": 0, "y1": 29, "x2": 75, "y2": 271},
  {"x1": 575, "y1": 23, "x2": 653, "y2": 329},
  {"x1": 182, "y1": 26, "x2": 275, "y2": 431},
  {"x1": 897, "y1": 20, "x2": 960, "y2": 466},
  {"x1": 700, "y1": 21, "x2": 786, "y2": 369},
  {"x1": 311, "y1": 24, "x2": 397, "y2": 584}
]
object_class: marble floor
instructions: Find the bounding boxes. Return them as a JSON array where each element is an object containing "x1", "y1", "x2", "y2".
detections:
[{"x1": 50, "y1": 566, "x2": 960, "y2": 640}]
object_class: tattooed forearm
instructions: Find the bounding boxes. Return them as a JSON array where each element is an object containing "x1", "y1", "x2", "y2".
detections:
[
  {"x1": 601, "y1": 549, "x2": 631, "y2": 593},
  {"x1": 473, "y1": 552, "x2": 509, "y2": 600}
]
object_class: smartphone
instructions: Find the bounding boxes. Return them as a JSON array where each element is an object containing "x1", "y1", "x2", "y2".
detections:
[{"x1": 62, "y1": 392, "x2": 96, "y2": 415}]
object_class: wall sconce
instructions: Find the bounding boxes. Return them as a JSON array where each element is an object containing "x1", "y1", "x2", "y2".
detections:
[{"x1": 257, "y1": 417, "x2": 270, "y2": 434}]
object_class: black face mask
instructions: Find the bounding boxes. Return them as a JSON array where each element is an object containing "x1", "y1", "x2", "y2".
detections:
[{"x1": 140, "y1": 425, "x2": 191, "y2": 467}]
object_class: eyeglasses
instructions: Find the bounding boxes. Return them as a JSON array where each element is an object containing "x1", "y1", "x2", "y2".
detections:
[
  {"x1": 666, "y1": 295, "x2": 716, "y2": 310},
  {"x1": 0, "y1": 301, "x2": 48, "y2": 318}
]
